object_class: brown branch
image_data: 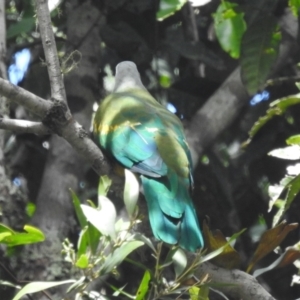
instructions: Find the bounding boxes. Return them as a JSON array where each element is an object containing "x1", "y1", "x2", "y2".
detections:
[
  {"x1": 0, "y1": 77, "x2": 51, "y2": 117},
  {"x1": 194, "y1": 261, "x2": 275, "y2": 300},
  {"x1": 0, "y1": 118, "x2": 51, "y2": 135},
  {"x1": 35, "y1": 0, "x2": 69, "y2": 113}
]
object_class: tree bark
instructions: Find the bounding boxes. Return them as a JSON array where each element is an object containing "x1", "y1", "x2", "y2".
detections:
[{"x1": 15, "y1": 2, "x2": 103, "y2": 294}]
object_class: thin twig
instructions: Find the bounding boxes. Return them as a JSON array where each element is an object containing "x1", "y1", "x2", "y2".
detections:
[
  {"x1": 0, "y1": 118, "x2": 51, "y2": 135},
  {"x1": 265, "y1": 74, "x2": 300, "y2": 87},
  {"x1": 35, "y1": 0, "x2": 69, "y2": 114}
]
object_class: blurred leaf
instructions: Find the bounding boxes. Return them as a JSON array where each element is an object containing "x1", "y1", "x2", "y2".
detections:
[
  {"x1": 247, "y1": 221, "x2": 298, "y2": 273},
  {"x1": 100, "y1": 240, "x2": 144, "y2": 275},
  {"x1": 241, "y1": 15, "x2": 281, "y2": 94},
  {"x1": 7, "y1": 18, "x2": 35, "y2": 39},
  {"x1": 253, "y1": 247, "x2": 300, "y2": 277},
  {"x1": 272, "y1": 174, "x2": 300, "y2": 226},
  {"x1": 81, "y1": 198, "x2": 116, "y2": 239},
  {"x1": 86, "y1": 223, "x2": 101, "y2": 255},
  {"x1": 98, "y1": 175, "x2": 112, "y2": 197},
  {"x1": 0, "y1": 280, "x2": 21, "y2": 289},
  {"x1": 66, "y1": 276, "x2": 86, "y2": 293},
  {"x1": 87, "y1": 199, "x2": 97, "y2": 208},
  {"x1": 72, "y1": 190, "x2": 101, "y2": 255},
  {"x1": 189, "y1": 285, "x2": 209, "y2": 300},
  {"x1": 0, "y1": 224, "x2": 44, "y2": 247},
  {"x1": 247, "y1": 95, "x2": 300, "y2": 142},
  {"x1": 172, "y1": 248, "x2": 187, "y2": 278},
  {"x1": 189, "y1": 286, "x2": 200, "y2": 300},
  {"x1": 77, "y1": 226, "x2": 88, "y2": 257},
  {"x1": 111, "y1": 284, "x2": 134, "y2": 298},
  {"x1": 157, "y1": 0, "x2": 187, "y2": 21},
  {"x1": 201, "y1": 227, "x2": 246, "y2": 264},
  {"x1": 202, "y1": 221, "x2": 241, "y2": 269},
  {"x1": 0, "y1": 223, "x2": 15, "y2": 234},
  {"x1": 213, "y1": 1, "x2": 246, "y2": 59},
  {"x1": 70, "y1": 189, "x2": 87, "y2": 229},
  {"x1": 135, "y1": 270, "x2": 151, "y2": 300},
  {"x1": 12, "y1": 280, "x2": 76, "y2": 300},
  {"x1": 75, "y1": 254, "x2": 89, "y2": 269},
  {"x1": 289, "y1": 0, "x2": 300, "y2": 16},
  {"x1": 124, "y1": 169, "x2": 139, "y2": 218},
  {"x1": 269, "y1": 145, "x2": 300, "y2": 160},
  {"x1": 268, "y1": 176, "x2": 293, "y2": 211},
  {"x1": 25, "y1": 202, "x2": 36, "y2": 218},
  {"x1": 286, "y1": 134, "x2": 300, "y2": 145},
  {"x1": 132, "y1": 233, "x2": 156, "y2": 252},
  {"x1": 115, "y1": 218, "x2": 130, "y2": 233},
  {"x1": 286, "y1": 163, "x2": 300, "y2": 176}
]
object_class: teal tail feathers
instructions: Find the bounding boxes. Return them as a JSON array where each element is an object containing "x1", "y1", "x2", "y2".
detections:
[{"x1": 141, "y1": 175, "x2": 203, "y2": 252}]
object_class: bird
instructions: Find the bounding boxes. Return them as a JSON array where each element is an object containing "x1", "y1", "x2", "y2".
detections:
[{"x1": 93, "y1": 61, "x2": 203, "y2": 252}]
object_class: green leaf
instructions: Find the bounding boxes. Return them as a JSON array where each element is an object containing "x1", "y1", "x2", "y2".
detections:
[
  {"x1": 213, "y1": 1, "x2": 246, "y2": 59},
  {"x1": 100, "y1": 240, "x2": 144, "y2": 275},
  {"x1": 0, "y1": 280, "x2": 21, "y2": 289},
  {"x1": 131, "y1": 233, "x2": 156, "y2": 252},
  {"x1": 268, "y1": 176, "x2": 294, "y2": 212},
  {"x1": 77, "y1": 226, "x2": 88, "y2": 257},
  {"x1": 86, "y1": 223, "x2": 101, "y2": 255},
  {"x1": 272, "y1": 174, "x2": 300, "y2": 226},
  {"x1": 241, "y1": 15, "x2": 281, "y2": 94},
  {"x1": 135, "y1": 270, "x2": 151, "y2": 300},
  {"x1": 75, "y1": 254, "x2": 89, "y2": 269},
  {"x1": 98, "y1": 175, "x2": 112, "y2": 197},
  {"x1": 286, "y1": 134, "x2": 300, "y2": 145},
  {"x1": 189, "y1": 286, "x2": 209, "y2": 300},
  {"x1": 81, "y1": 199, "x2": 116, "y2": 239},
  {"x1": 172, "y1": 248, "x2": 187, "y2": 278},
  {"x1": 247, "y1": 95, "x2": 300, "y2": 142},
  {"x1": 0, "y1": 223, "x2": 15, "y2": 235},
  {"x1": 124, "y1": 169, "x2": 139, "y2": 218},
  {"x1": 0, "y1": 224, "x2": 44, "y2": 247},
  {"x1": 7, "y1": 18, "x2": 35, "y2": 39},
  {"x1": 269, "y1": 145, "x2": 300, "y2": 160},
  {"x1": 156, "y1": 0, "x2": 187, "y2": 21},
  {"x1": 70, "y1": 189, "x2": 87, "y2": 229},
  {"x1": 25, "y1": 202, "x2": 36, "y2": 218},
  {"x1": 12, "y1": 280, "x2": 76, "y2": 300},
  {"x1": 289, "y1": 0, "x2": 300, "y2": 16}
]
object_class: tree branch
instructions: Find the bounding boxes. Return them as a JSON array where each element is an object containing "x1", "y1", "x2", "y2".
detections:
[
  {"x1": 35, "y1": 0, "x2": 69, "y2": 112},
  {"x1": 186, "y1": 9, "x2": 299, "y2": 167},
  {"x1": 0, "y1": 118, "x2": 51, "y2": 135},
  {"x1": 194, "y1": 261, "x2": 275, "y2": 300},
  {"x1": 0, "y1": 1, "x2": 6, "y2": 80},
  {"x1": 0, "y1": 77, "x2": 51, "y2": 117}
]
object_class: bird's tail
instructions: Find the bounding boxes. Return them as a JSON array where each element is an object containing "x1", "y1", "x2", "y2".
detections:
[{"x1": 141, "y1": 175, "x2": 203, "y2": 252}]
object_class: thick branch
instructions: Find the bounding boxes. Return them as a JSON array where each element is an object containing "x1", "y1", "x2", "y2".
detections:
[
  {"x1": 0, "y1": 77, "x2": 110, "y2": 175},
  {"x1": 35, "y1": 0, "x2": 68, "y2": 111},
  {"x1": 0, "y1": 118, "x2": 51, "y2": 135},
  {"x1": 194, "y1": 262, "x2": 275, "y2": 300},
  {"x1": 0, "y1": 77, "x2": 51, "y2": 117}
]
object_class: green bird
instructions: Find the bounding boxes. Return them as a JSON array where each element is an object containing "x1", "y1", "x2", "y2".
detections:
[{"x1": 93, "y1": 61, "x2": 203, "y2": 251}]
